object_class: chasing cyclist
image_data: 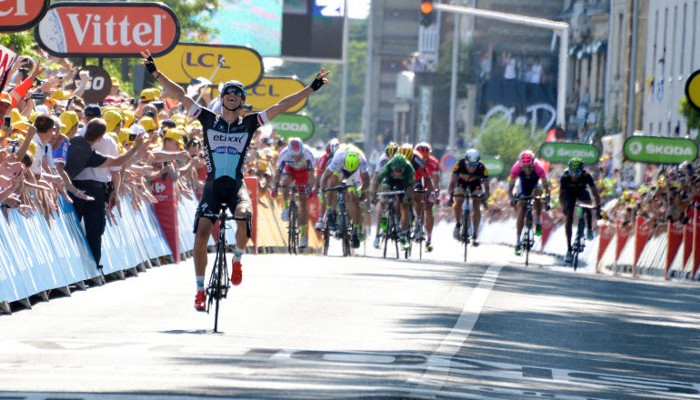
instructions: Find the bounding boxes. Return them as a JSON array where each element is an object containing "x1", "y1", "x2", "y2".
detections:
[
  {"x1": 508, "y1": 150, "x2": 550, "y2": 256},
  {"x1": 414, "y1": 142, "x2": 440, "y2": 251},
  {"x1": 141, "y1": 50, "x2": 329, "y2": 311},
  {"x1": 559, "y1": 157, "x2": 602, "y2": 263},
  {"x1": 371, "y1": 154, "x2": 415, "y2": 250},
  {"x1": 372, "y1": 142, "x2": 399, "y2": 249},
  {"x1": 314, "y1": 138, "x2": 340, "y2": 230},
  {"x1": 318, "y1": 144, "x2": 371, "y2": 248},
  {"x1": 448, "y1": 148, "x2": 489, "y2": 246},
  {"x1": 272, "y1": 137, "x2": 316, "y2": 249}
]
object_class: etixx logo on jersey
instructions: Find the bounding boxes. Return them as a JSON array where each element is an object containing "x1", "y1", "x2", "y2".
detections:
[{"x1": 35, "y1": 2, "x2": 180, "y2": 57}]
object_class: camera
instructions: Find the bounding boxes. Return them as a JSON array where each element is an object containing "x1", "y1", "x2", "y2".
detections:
[
  {"x1": 3, "y1": 116, "x2": 11, "y2": 128},
  {"x1": 152, "y1": 101, "x2": 165, "y2": 111},
  {"x1": 128, "y1": 133, "x2": 137, "y2": 141},
  {"x1": 31, "y1": 92, "x2": 46, "y2": 100}
]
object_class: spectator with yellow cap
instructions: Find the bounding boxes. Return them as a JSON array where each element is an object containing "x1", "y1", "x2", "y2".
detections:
[{"x1": 103, "y1": 108, "x2": 123, "y2": 133}]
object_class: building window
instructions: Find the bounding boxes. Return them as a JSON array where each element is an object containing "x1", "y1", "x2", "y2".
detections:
[
  {"x1": 618, "y1": 13, "x2": 624, "y2": 77},
  {"x1": 681, "y1": 3, "x2": 687, "y2": 74},
  {"x1": 653, "y1": 11, "x2": 658, "y2": 76},
  {"x1": 671, "y1": 6, "x2": 677, "y2": 77},
  {"x1": 649, "y1": 123, "x2": 653, "y2": 135},
  {"x1": 693, "y1": 2, "x2": 698, "y2": 68}
]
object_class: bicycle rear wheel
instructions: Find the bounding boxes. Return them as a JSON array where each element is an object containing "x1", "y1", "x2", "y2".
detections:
[
  {"x1": 339, "y1": 214, "x2": 351, "y2": 257},
  {"x1": 322, "y1": 226, "x2": 330, "y2": 255},
  {"x1": 462, "y1": 211, "x2": 470, "y2": 263}
]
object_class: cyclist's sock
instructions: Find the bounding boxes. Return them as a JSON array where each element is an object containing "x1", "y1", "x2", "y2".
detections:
[
  {"x1": 196, "y1": 275, "x2": 205, "y2": 291},
  {"x1": 233, "y1": 248, "x2": 244, "y2": 262},
  {"x1": 301, "y1": 224, "x2": 307, "y2": 236},
  {"x1": 283, "y1": 200, "x2": 289, "y2": 208}
]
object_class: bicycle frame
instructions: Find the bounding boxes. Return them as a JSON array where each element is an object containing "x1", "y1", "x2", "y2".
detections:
[
  {"x1": 279, "y1": 184, "x2": 307, "y2": 255},
  {"x1": 572, "y1": 203, "x2": 595, "y2": 271},
  {"x1": 323, "y1": 183, "x2": 354, "y2": 257},
  {"x1": 377, "y1": 190, "x2": 404, "y2": 259},
  {"x1": 454, "y1": 190, "x2": 483, "y2": 263},
  {"x1": 207, "y1": 205, "x2": 252, "y2": 333},
  {"x1": 517, "y1": 194, "x2": 539, "y2": 267}
]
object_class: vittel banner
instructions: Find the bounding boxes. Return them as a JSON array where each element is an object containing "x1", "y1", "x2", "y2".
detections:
[
  {"x1": 0, "y1": 0, "x2": 50, "y2": 32},
  {"x1": 623, "y1": 136, "x2": 698, "y2": 164},
  {"x1": 35, "y1": 2, "x2": 179, "y2": 57}
]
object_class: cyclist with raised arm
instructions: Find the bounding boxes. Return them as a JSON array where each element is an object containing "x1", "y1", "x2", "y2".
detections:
[
  {"x1": 414, "y1": 142, "x2": 440, "y2": 251},
  {"x1": 508, "y1": 150, "x2": 550, "y2": 256},
  {"x1": 272, "y1": 137, "x2": 316, "y2": 248},
  {"x1": 372, "y1": 142, "x2": 399, "y2": 248},
  {"x1": 314, "y1": 138, "x2": 340, "y2": 230},
  {"x1": 371, "y1": 154, "x2": 415, "y2": 250},
  {"x1": 318, "y1": 144, "x2": 371, "y2": 248},
  {"x1": 448, "y1": 148, "x2": 489, "y2": 246},
  {"x1": 140, "y1": 50, "x2": 329, "y2": 311},
  {"x1": 559, "y1": 157, "x2": 602, "y2": 263}
]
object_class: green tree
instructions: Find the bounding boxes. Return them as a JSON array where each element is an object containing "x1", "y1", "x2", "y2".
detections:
[
  {"x1": 473, "y1": 118, "x2": 545, "y2": 168},
  {"x1": 679, "y1": 97, "x2": 700, "y2": 135},
  {"x1": 267, "y1": 19, "x2": 367, "y2": 144}
]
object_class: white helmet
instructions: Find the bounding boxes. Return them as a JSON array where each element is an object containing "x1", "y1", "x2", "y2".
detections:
[{"x1": 465, "y1": 148, "x2": 480, "y2": 165}]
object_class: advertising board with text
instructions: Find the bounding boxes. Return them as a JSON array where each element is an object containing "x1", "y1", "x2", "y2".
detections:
[
  {"x1": 35, "y1": 2, "x2": 179, "y2": 58},
  {"x1": 481, "y1": 157, "x2": 505, "y2": 175},
  {"x1": 155, "y1": 43, "x2": 263, "y2": 88},
  {"x1": 538, "y1": 142, "x2": 600, "y2": 165},
  {"x1": 623, "y1": 136, "x2": 698, "y2": 164},
  {"x1": 0, "y1": 0, "x2": 50, "y2": 32},
  {"x1": 270, "y1": 114, "x2": 314, "y2": 140},
  {"x1": 247, "y1": 77, "x2": 307, "y2": 113}
]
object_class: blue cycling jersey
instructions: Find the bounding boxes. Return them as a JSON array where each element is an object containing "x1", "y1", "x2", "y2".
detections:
[{"x1": 195, "y1": 107, "x2": 264, "y2": 182}]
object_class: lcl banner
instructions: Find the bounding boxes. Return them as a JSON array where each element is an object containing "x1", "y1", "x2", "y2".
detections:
[
  {"x1": 35, "y1": 2, "x2": 179, "y2": 57},
  {"x1": 0, "y1": 0, "x2": 50, "y2": 32},
  {"x1": 247, "y1": 77, "x2": 307, "y2": 112}
]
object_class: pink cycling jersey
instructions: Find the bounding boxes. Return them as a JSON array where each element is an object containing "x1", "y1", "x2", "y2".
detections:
[{"x1": 509, "y1": 161, "x2": 547, "y2": 181}]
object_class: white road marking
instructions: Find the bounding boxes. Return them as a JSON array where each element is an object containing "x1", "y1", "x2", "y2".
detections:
[{"x1": 415, "y1": 263, "x2": 502, "y2": 390}]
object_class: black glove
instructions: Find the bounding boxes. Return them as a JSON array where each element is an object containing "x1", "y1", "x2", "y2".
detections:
[
  {"x1": 596, "y1": 206, "x2": 603, "y2": 220},
  {"x1": 510, "y1": 197, "x2": 517, "y2": 207},
  {"x1": 310, "y1": 73, "x2": 326, "y2": 91},
  {"x1": 144, "y1": 54, "x2": 158, "y2": 74}
]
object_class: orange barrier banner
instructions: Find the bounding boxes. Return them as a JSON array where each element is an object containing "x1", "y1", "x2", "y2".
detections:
[
  {"x1": 151, "y1": 175, "x2": 179, "y2": 263},
  {"x1": 244, "y1": 177, "x2": 258, "y2": 254},
  {"x1": 616, "y1": 221, "x2": 631, "y2": 261},
  {"x1": 683, "y1": 218, "x2": 694, "y2": 273},
  {"x1": 540, "y1": 212, "x2": 554, "y2": 249},
  {"x1": 308, "y1": 194, "x2": 321, "y2": 239},
  {"x1": 693, "y1": 208, "x2": 700, "y2": 278},
  {"x1": 666, "y1": 221, "x2": 684, "y2": 279},
  {"x1": 633, "y1": 216, "x2": 651, "y2": 276},
  {"x1": 597, "y1": 222, "x2": 615, "y2": 273}
]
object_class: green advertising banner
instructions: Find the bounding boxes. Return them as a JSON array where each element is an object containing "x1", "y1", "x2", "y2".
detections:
[
  {"x1": 481, "y1": 157, "x2": 505, "y2": 175},
  {"x1": 623, "y1": 136, "x2": 698, "y2": 164},
  {"x1": 538, "y1": 142, "x2": 600, "y2": 165},
  {"x1": 271, "y1": 114, "x2": 314, "y2": 140}
]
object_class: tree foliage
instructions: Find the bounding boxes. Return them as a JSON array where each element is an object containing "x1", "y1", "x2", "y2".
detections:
[
  {"x1": 679, "y1": 97, "x2": 700, "y2": 133},
  {"x1": 473, "y1": 118, "x2": 546, "y2": 168}
]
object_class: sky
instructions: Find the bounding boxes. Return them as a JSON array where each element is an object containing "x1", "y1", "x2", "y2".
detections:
[{"x1": 348, "y1": 0, "x2": 370, "y2": 19}]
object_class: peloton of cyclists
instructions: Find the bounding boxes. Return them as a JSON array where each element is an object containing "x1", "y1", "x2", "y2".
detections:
[
  {"x1": 318, "y1": 144, "x2": 371, "y2": 248},
  {"x1": 447, "y1": 148, "x2": 490, "y2": 246},
  {"x1": 272, "y1": 137, "x2": 316, "y2": 249},
  {"x1": 507, "y1": 150, "x2": 550, "y2": 256},
  {"x1": 371, "y1": 154, "x2": 415, "y2": 250},
  {"x1": 559, "y1": 157, "x2": 602, "y2": 263}
]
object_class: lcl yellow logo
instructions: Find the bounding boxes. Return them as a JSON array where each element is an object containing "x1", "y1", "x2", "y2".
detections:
[
  {"x1": 155, "y1": 43, "x2": 263, "y2": 87},
  {"x1": 246, "y1": 77, "x2": 307, "y2": 113}
]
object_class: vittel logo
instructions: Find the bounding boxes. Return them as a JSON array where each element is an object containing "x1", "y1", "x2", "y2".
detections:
[
  {"x1": 0, "y1": 0, "x2": 49, "y2": 31},
  {"x1": 0, "y1": 0, "x2": 30, "y2": 16}
]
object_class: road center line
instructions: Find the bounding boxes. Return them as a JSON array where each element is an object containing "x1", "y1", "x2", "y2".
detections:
[{"x1": 416, "y1": 263, "x2": 502, "y2": 388}]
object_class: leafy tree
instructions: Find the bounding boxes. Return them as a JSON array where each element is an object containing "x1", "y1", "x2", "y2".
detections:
[
  {"x1": 473, "y1": 118, "x2": 545, "y2": 168},
  {"x1": 679, "y1": 97, "x2": 700, "y2": 135},
  {"x1": 267, "y1": 19, "x2": 367, "y2": 144}
]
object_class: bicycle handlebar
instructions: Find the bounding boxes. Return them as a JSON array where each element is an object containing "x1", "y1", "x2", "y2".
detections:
[
  {"x1": 376, "y1": 190, "x2": 405, "y2": 196},
  {"x1": 323, "y1": 183, "x2": 354, "y2": 193}
]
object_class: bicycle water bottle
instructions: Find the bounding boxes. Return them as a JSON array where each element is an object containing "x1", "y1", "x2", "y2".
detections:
[{"x1": 380, "y1": 213, "x2": 388, "y2": 232}]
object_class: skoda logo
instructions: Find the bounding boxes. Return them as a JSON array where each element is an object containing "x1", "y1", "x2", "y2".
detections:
[
  {"x1": 628, "y1": 141, "x2": 643, "y2": 155},
  {"x1": 542, "y1": 146, "x2": 555, "y2": 158}
]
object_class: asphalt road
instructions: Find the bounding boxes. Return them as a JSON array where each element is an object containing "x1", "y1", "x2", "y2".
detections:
[{"x1": 1, "y1": 223, "x2": 699, "y2": 399}]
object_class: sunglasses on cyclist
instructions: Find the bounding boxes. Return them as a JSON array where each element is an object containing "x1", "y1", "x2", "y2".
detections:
[
  {"x1": 222, "y1": 86, "x2": 245, "y2": 97},
  {"x1": 467, "y1": 161, "x2": 479, "y2": 167}
]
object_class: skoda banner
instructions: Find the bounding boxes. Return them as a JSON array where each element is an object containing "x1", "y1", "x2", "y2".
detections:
[
  {"x1": 538, "y1": 142, "x2": 600, "y2": 165},
  {"x1": 271, "y1": 114, "x2": 314, "y2": 140},
  {"x1": 481, "y1": 157, "x2": 505, "y2": 175},
  {"x1": 623, "y1": 136, "x2": 698, "y2": 164}
]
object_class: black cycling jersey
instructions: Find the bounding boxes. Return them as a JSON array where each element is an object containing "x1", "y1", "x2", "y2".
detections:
[
  {"x1": 195, "y1": 107, "x2": 264, "y2": 182},
  {"x1": 560, "y1": 170, "x2": 594, "y2": 195}
]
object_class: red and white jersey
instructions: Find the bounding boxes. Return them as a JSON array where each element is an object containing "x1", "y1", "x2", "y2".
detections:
[
  {"x1": 425, "y1": 154, "x2": 440, "y2": 174},
  {"x1": 276, "y1": 144, "x2": 315, "y2": 173}
]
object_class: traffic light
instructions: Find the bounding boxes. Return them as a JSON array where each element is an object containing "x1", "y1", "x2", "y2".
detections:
[{"x1": 420, "y1": 0, "x2": 434, "y2": 27}]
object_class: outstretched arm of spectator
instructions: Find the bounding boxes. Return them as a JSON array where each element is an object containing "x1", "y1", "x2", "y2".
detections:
[{"x1": 14, "y1": 125, "x2": 37, "y2": 161}]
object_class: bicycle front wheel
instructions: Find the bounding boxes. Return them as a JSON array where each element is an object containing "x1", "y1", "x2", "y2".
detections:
[{"x1": 288, "y1": 203, "x2": 298, "y2": 254}]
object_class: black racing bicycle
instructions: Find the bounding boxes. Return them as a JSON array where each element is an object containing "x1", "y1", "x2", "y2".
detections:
[
  {"x1": 571, "y1": 203, "x2": 596, "y2": 271},
  {"x1": 517, "y1": 194, "x2": 537, "y2": 267},
  {"x1": 279, "y1": 184, "x2": 307, "y2": 255},
  {"x1": 376, "y1": 190, "x2": 404, "y2": 259},
  {"x1": 323, "y1": 183, "x2": 354, "y2": 257},
  {"x1": 455, "y1": 189, "x2": 483, "y2": 263},
  {"x1": 207, "y1": 204, "x2": 251, "y2": 333}
]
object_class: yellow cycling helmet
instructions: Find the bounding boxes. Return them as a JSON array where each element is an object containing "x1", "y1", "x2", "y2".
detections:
[
  {"x1": 398, "y1": 143, "x2": 413, "y2": 160},
  {"x1": 385, "y1": 141, "x2": 399, "y2": 158}
]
